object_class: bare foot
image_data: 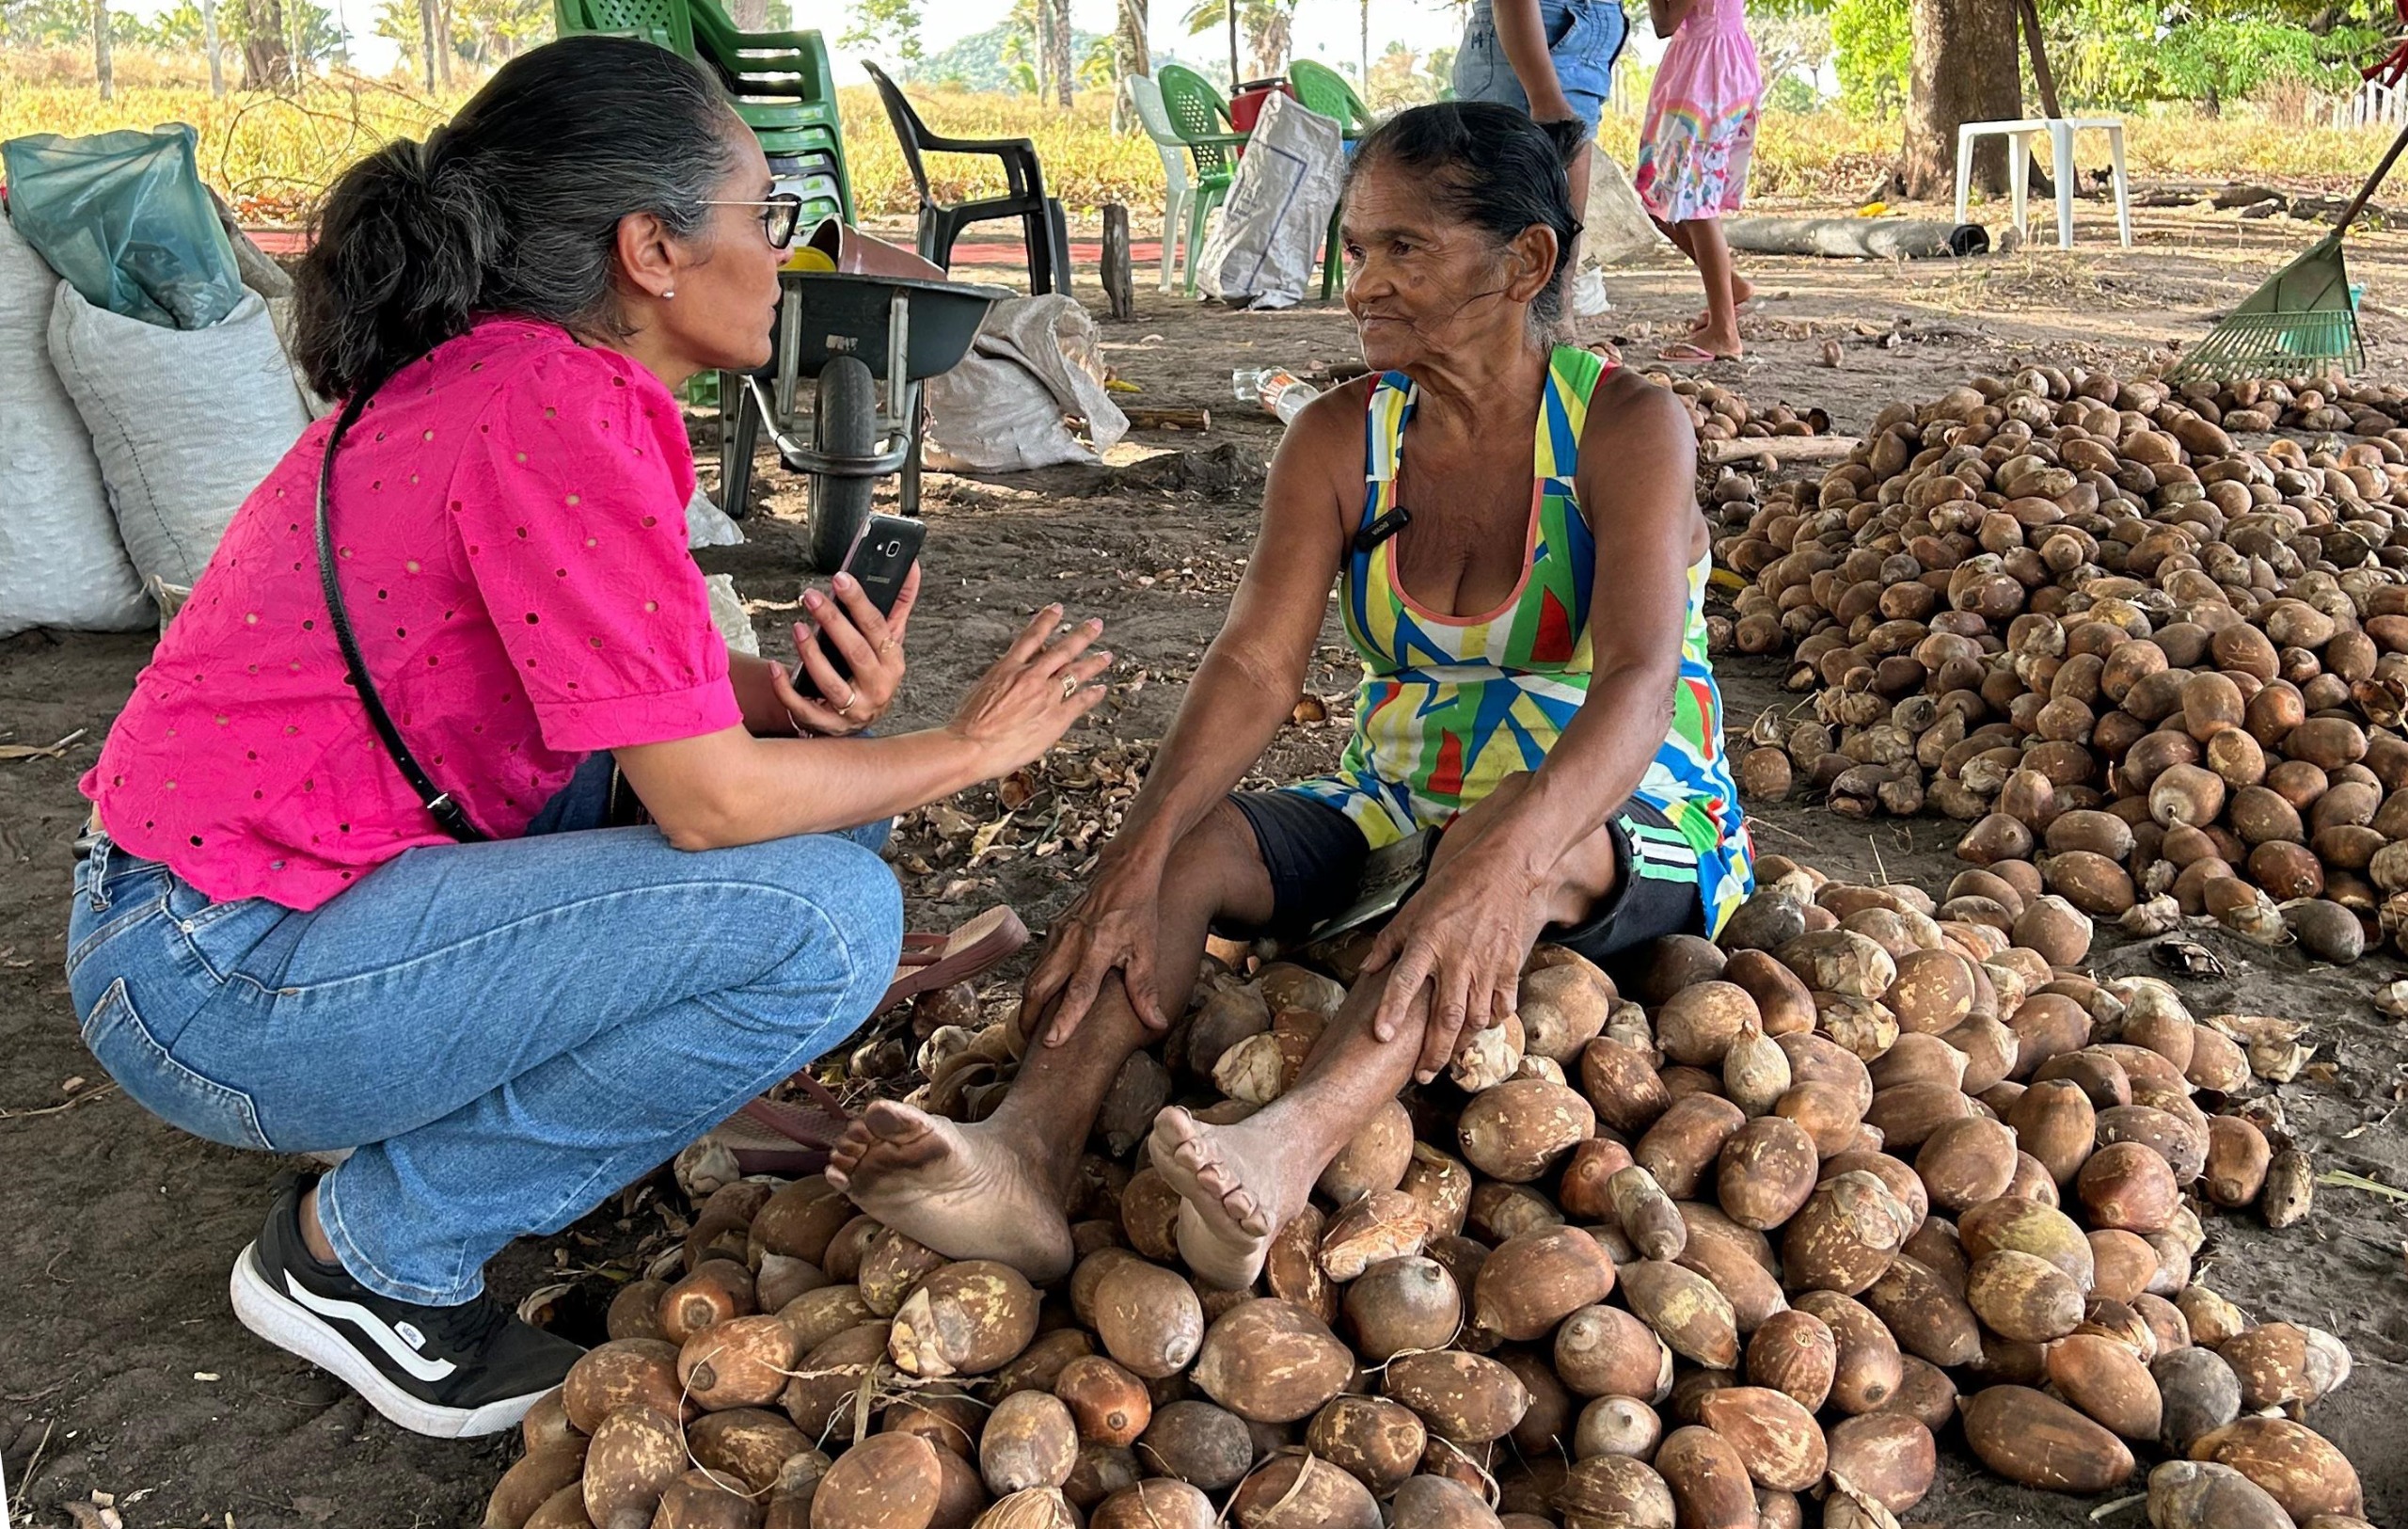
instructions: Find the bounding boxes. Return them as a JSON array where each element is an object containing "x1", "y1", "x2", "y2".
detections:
[
  {"x1": 1146, "y1": 1107, "x2": 1312, "y2": 1289},
  {"x1": 825, "y1": 1100, "x2": 1075, "y2": 1282}
]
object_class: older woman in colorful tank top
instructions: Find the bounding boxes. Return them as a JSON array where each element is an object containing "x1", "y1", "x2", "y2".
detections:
[{"x1": 829, "y1": 102, "x2": 1752, "y2": 1287}]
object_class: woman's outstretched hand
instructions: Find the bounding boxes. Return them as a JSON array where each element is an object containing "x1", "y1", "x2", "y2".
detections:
[
  {"x1": 946, "y1": 602, "x2": 1112, "y2": 774},
  {"x1": 779, "y1": 565, "x2": 921, "y2": 736},
  {"x1": 1361, "y1": 844, "x2": 1553, "y2": 1085}
]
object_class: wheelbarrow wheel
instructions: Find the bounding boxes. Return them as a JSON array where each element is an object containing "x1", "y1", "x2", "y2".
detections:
[{"x1": 809, "y1": 356, "x2": 879, "y2": 573}]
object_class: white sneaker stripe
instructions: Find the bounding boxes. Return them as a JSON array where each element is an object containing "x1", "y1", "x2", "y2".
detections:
[{"x1": 283, "y1": 1274, "x2": 460, "y2": 1383}]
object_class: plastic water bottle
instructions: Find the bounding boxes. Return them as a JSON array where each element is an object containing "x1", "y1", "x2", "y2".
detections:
[{"x1": 1231, "y1": 367, "x2": 1318, "y2": 425}]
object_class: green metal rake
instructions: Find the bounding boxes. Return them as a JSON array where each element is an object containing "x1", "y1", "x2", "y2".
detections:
[{"x1": 2168, "y1": 116, "x2": 2408, "y2": 384}]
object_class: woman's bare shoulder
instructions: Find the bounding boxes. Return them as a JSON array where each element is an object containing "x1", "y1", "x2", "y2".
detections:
[
  {"x1": 1580, "y1": 365, "x2": 1698, "y2": 454},
  {"x1": 1288, "y1": 371, "x2": 1379, "y2": 440},
  {"x1": 1269, "y1": 372, "x2": 1377, "y2": 485}
]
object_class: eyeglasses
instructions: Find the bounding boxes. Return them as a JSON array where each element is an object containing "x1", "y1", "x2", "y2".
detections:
[{"x1": 704, "y1": 192, "x2": 805, "y2": 249}]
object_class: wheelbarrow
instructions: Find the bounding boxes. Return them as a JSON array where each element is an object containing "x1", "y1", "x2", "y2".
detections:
[{"x1": 718, "y1": 268, "x2": 1009, "y2": 571}]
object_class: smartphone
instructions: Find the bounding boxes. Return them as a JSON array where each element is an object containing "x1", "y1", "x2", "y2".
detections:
[{"x1": 801, "y1": 513, "x2": 926, "y2": 688}]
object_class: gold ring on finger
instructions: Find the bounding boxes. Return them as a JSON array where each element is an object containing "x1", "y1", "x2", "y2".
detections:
[
  {"x1": 838, "y1": 686, "x2": 861, "y2": 715},
  {"x1": 1060, "y1": 677, "x2": 1079, "y2": 702}
]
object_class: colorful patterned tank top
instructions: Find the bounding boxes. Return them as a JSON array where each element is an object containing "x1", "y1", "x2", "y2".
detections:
[{"x1": 1287, "y1": 346, "x2": 1753, "y2": 936}]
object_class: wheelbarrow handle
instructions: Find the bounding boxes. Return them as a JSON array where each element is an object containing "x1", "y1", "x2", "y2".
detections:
[{"x1": 2340, "y1": 114, "x2": 2408, "y2": 233}]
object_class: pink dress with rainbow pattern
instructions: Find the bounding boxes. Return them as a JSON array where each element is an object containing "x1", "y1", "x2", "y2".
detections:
[{"x1": 1633, "y1": 0, "x2": 1763, "y2": 222}]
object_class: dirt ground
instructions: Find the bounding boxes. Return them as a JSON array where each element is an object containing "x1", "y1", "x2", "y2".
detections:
[{"x1": 6, "y1": 196, "x2": 2408, "y2": 1528}]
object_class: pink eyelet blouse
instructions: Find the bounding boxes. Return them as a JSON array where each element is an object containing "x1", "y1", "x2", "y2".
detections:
[{"x1": 83, "y1": 317, "x2": 742, "y2": 911}]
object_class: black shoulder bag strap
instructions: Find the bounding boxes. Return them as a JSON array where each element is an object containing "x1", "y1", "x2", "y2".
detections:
[{"x1": 314, "y1": 383, "x2": 487, "y2": 843}]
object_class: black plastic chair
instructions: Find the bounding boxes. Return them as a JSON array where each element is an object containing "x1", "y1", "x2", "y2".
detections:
[{"x1": 863, "y1": 60, "x2": 1073, "y2": 296}]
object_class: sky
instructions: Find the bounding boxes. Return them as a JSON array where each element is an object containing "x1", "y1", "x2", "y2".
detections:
[{"x1": 103, "y1": 0, "x2": 1672, "y2": 90}]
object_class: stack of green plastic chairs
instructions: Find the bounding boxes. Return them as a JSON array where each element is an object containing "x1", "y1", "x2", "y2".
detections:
[{"x1": 555, "y1": 0, "x2": 852, "y2": 230}]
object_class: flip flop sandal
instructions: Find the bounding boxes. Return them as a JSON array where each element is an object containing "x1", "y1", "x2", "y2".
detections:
[
  {"x1": 877, "y1": 904, "x2": 1030, "y2": 1015},
  {"x1": 705, "y1": 906, "x2": 1032, "y2": 1176},
  {"x1": 1656, "y1": 342, "x2": 1739, "y2": 364},
  {"x1": 712, "y1": 1074, "x2": 854, "y2": 1176}
]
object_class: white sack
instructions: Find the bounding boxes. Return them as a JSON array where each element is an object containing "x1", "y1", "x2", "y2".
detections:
[
  {"x1": 263, "y1": 294, "x2": 329, "y2": 420},
  {"x1": 687, "y1": 484, "x2": 744, "y2": 549},
  {"x1": 1197, "y1": 94, "x2": 1345, "y2": 308},
  {"x1": 0, "y1": 213, "x2": 150, "y2": 637},
  {"x1": 924, "y1": 294, "x2": 1128, "y2": 472},
  {"x1": 1585, "y1": 147, "x2": 1671, "y2": 267},
  {"x1": 49, "y1": 284, "x2": 309, "y2": 589},
  {"x1": 705, "y1": 573, "x2": 758, "y2": 655}
]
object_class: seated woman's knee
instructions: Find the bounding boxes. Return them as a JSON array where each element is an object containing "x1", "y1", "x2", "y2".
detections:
[{"x1": 1180, "y1": 800, "x2": 1280, "y2": 915}]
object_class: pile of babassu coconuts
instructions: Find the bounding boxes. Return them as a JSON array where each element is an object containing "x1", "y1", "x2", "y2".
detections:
[
  {"x1": 1711, "y1": 365, "x2": 2408, "y2": 967},
  {"x1": 480, "y1": 847, "x2": 2369, "y2": 1529}
]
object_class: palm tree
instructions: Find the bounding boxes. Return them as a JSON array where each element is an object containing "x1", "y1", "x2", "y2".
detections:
[{"x1": 1181, "y1": 0, "x2": 1299, "y2": 82}]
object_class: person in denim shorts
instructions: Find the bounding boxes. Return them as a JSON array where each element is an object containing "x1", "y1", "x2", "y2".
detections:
[{"x1": 1452, "y1": 0, "x2": 1630, "y2": 212}]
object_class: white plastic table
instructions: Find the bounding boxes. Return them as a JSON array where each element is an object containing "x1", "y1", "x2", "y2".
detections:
[{"x1": 1954, "y1": 117, "x2": 2132, "y2": 250}]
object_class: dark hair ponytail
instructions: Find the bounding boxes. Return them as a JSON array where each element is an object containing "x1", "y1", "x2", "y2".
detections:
[
  {"x1": 294, "y1": 35, "x2": 738, "y2": 399},
  {"x1": 1347, "y1": 102, "x2": 1587, "y2": 330}
]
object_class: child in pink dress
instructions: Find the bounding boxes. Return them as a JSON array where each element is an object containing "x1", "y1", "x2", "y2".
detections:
[{"x1": 1633, "y1": 0, "x2": 1762, "y2": 360}]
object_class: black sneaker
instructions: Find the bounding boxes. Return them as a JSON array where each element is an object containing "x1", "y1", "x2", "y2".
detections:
[{"x1": 228, "y1": 1173, "x2": 584, "y2": 1438}]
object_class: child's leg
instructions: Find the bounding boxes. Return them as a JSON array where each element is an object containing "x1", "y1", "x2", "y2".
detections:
[
  {"x1": 1657, "y1": 218, "x2": 1752, "y2": 335},
  {"x1": 1687, "y1": 217, "x2": 1743, "y2": 357}
]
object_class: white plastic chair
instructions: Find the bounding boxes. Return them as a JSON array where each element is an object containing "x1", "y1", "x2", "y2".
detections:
[{"x1": 1129, "y1": 74, "x2": 1194, "y2": 292}]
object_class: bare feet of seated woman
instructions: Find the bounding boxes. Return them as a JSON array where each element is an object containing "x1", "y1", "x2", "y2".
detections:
[{"x1": 827, "y1": 101, "x2": 1751, "y2": 1288}]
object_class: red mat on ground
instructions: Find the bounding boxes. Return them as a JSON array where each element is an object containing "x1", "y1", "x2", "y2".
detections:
[{"x1": 241, "y1": 228, "x2": 1165, "y2": 268}]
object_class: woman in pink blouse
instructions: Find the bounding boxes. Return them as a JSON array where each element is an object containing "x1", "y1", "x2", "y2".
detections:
[{"x1": 66, "y1": 36, "x2": 1105, "y2": 1439}]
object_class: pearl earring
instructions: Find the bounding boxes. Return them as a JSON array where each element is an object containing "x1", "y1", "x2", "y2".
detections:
[{"x1": 663, "y1": 288, "x2": 675, "y2": 299}]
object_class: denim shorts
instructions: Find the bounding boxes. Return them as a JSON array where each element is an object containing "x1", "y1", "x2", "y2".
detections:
[{"x1": 1452, "y1": 0, "x2": 1629, "y2": 136}]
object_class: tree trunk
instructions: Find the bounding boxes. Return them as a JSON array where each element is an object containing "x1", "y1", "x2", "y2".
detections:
[
  {"x1": 1112, "y1": 0, "x2": 1149, "y2": 132},
  {"x1": 1116, "y1": 0, "x2": 1148, "y2": 76},
  {"x1": 729, "y1": 0, "x2": 768, "y2": 26},
  {"x1": 199, "y1": 0, "x2": 225, "y2": 95},
  {"x1": 1046, "y1": 0, "x2": 1072, "y2": 108},
  {"x1": 1900, "y1": 0, "x2": 2020, "y2": 199},
  {"x1": 1259, "y1": 11, "x2": 1290, "y2": 76},
  {"x1": 93, "y1": 0, "x2": 113, "y2": 100},
  {"x1": 1360, "y1": 0, "x2": 1369, "y2": 84},
  {"x1": 436, "y1": 0, "x2": 453, "y2": 86},
  {"x1": 418, "y1": 0, "x2": 437, "y2": 90},
  {"x1": 238, "y1": 0, "x2": 291, "y2": 88},
  {"x1": 2016, "y1": 0, "x2": 2059, "y2": 119}
]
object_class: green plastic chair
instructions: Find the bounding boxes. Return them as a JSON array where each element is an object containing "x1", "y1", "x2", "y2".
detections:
[
  {"x1": 691, "y1": 0, "x2": 852, "y2": 222},
  {"x1": 554, "y1": 0, "x2": 689, "y2": 50},
  {"x1": 1154, "y1": 64, "x2": 1249, "y2": 296},
  {"x1": 551, "y1": 0, "x2": 689, "y2": 50},
  {"x1": 1287, "y1": 60, "x2": 1373, "y2": 300},
  {"x1": 1288, "y1": 60, "x2": 1373, "y2": 137},
  {"x1": 556, "y1": 0, "x2": 852, "y2": 225}
]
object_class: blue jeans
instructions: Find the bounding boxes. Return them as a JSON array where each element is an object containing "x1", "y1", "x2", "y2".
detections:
[
  {"x1": 1453, "y1": 0, "x2": 1627, "y2": 137},
  {"x1": 63, "y1": 757, "x2": 903, "y2": 1306}
]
